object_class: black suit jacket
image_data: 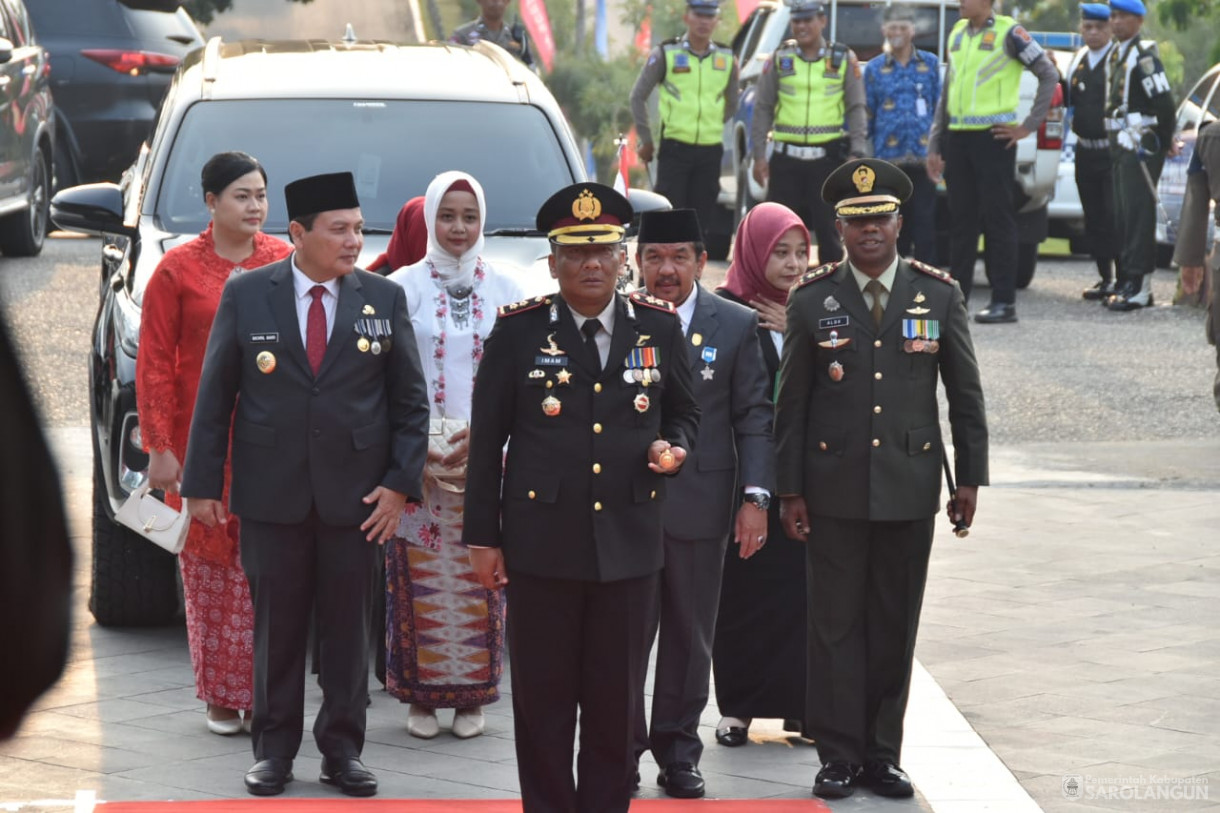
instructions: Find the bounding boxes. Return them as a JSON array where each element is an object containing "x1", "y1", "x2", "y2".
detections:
[
  {"x1": 775, "y1": 259, "x2": 988, "y2": 520},
  {"x1": 462, "y1": 292, "x2": 700, "y2": 582},
  {"x1": 662, "y1": 286, "x2": 773, "y2": 541},
  {"x1": 181, "y1": 257, "x2": 430, "y2": 526}
]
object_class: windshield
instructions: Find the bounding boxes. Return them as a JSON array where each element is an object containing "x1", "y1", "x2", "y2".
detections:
[{"x1": 153, "y1": 98, "x2": 577, "y2": 234}]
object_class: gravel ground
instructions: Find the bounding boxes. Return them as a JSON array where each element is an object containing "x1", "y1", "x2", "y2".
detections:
[{"x1": 3, "y1": 234, "x2": 1217, "y2": 449}]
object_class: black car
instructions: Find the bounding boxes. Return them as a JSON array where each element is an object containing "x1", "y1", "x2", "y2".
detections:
[
  {"x1": 0, "y1": 0, "x2": 53, "y2": 257},
  {"x1": 26, "y1": 0, "x2": 202, "y2": 188}
]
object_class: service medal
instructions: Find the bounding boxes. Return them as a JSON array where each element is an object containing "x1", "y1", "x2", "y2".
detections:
[
  {"x1": 541, "y1": 395, "x2": 562, "y2": 417},
  {"x1": 658, "y1": 449, "x2": 676, "y2": 471},
  {"x1": 828, "y1": 360, "x2": 844, "y2": 382},
  {"x1": 556, "y1": 369, "x2": 573, "y2": 385},
  {"x1": 357, "y1": 337, "x2": 370, "y2": 353},
  {"x1": 362, "y1": 304, "x2": 375, "y2": 315},
  {"x1": 371, "y1": 340, "x2": 382, "y2": 355},
  {"x1": 912, "y1": 338, "x2": 926, "y2": 352},
  {"x1": 256, "y1": 351, "x2": 276, "y2": 374},
  {"x1": 691, "y1": 332, "x2": 703, "y2": 347},
  {"x1": 634, "y1": 394, "x2": 650, "y2": 413},
  {"x1": 824, "y1": 295, "x2": 840, "y2": 312}
]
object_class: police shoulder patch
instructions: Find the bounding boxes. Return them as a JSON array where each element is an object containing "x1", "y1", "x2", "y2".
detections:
[
  {"x1": 909, "y1": 259, "x2": 953, "y2": 283},
  {"x1": 793, "y1": 262, "x2": 841, "y2": 290},
  {"x1": 498, "y1": 295, "x2": 551, "y2": 318},
  {"x1": 629, "y1": 290, "x2": 677, "y2": 313},
  {"x1": 1138, "y1": 55, "x2": 1156, "y2": 76}
]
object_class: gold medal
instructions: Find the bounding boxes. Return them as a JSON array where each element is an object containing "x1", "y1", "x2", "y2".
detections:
[
  {"x1": 828, "y1": 361, "x2": 844, "y2": 382},
  {"x1": 556, "y1": 368, "x2": 573, "y2": 385},
  {"x1": 357, "y1": 337, "x2": 370, "y2": 353},
  {"x1": 634, "y1": 394, "x2": 650, "y2": 413},
  {"x1": 691, "y1": 333, "x2": 703, "y2": 347},
  {"x1": 541, "y1": 395, "x2": 562, "y2": 417},
  {"x1": 256, "y1": 351, "x2": 276, "y2": 374}
]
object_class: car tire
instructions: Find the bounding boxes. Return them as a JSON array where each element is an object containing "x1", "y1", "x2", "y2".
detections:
[
  {"x1": 89, "y1": 432, "x2": 180, "y2": 628},
  {"x1": 0, "y1": 147, "x2": 50, "y2": 257}
]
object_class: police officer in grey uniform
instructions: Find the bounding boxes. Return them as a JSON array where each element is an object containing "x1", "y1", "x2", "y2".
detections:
[
  {"x1": 751, "y1": 0, "x2": 868, "y2": 265},
  {"x1": 1068, "y1": 4, "x2": 1122, "y2": 301},
  {"x1": 630, "y1": 0, "x2": 739, "y2": 235},
  {"x1": 450, "y1": 0, "x2": 534, "y2": 68},
  {"x1": 775, "y1": 159, "x2": 988, "y2": 800},
  {"x1": 1103, "y1": 0, "x2": 1177, "y2": 312}
]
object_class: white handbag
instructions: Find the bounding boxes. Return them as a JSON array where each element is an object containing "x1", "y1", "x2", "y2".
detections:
[{"x1": 114, "y1": 484, "x2": 190, "y2": 554}]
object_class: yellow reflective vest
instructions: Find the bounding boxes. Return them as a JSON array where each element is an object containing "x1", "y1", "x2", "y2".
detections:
[
  {"x1": 659, "y1": 40, "x2": 734, "y2": 145},
  {"x1": 946, "y1": 16, "x2": 1023, "y2": 129},
  {"x1": 772, "y1": 42, "x2": 848, "y2": 146}
]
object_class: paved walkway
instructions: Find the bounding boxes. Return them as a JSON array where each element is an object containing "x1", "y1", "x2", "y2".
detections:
[{"x1": 1, "y1": 430, "x2": 1217, "y2": 811}]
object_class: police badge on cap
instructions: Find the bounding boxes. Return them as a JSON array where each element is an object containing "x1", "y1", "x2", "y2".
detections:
[{"x1": 536, "y1": 183, "x2": 634, "y2": 245}]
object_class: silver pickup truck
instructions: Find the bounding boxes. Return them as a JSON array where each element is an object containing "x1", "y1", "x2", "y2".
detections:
[{"x1": 713, "y1": 0, "x2": 1065, "y2": 288}]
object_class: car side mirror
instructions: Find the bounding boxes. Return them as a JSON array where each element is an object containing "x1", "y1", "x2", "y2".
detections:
[
  {"x1": 625, "y1": 189, "x2": 672, "y2": 238},
  {"x1": 51, "y1": 183, "x2": 138, "y2": 238},
  {"x1": 0, "y1": 38, "x2": 13, "y2": 64}
]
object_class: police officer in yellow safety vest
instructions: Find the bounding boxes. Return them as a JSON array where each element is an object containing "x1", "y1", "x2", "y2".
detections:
[
  {"x1": 751, "y1": 0, "x2": 868, "y2": 266},
  {"x1": 1102, "y1": 0, "x2": 1178, "y2": 312},
  {"x1": 631, "y1": 0, "x2": 739, "y2": 234},
  {"x1": 926, "y1": 0, "x2": 1058, "y2": 325}
]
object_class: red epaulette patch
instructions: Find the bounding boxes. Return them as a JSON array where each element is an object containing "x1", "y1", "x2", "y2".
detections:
[
  {"x1": 629, "y1": 291, "x2": 677, "y2": 313},
  {"x1": 793, "y1": 261, "x2": 840, "y2": 290},
  {"x1": 910, "y1": 260, "x2": 953, "y2": 283},
  {"x1": 497, "y1": 295, "x2": 552, "y2": 318}
]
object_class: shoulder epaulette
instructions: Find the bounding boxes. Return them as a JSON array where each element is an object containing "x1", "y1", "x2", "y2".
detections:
[
  {"x1": 629, "y1": 290, "x2": 677, "y2": 313},
  {"x1": 497, "y1": 295, "x2": 552, "y2": 318},
  {"x1": 776, "y1": 40, "x2": 798, "y2": 54},
  {"x1": 793, "y1": 262, "x2": 840, "y2": 290},
  {"x1": 661, "y1": 36, "x2": 683, "y2": 47},
  {"x1": 909, "y1": 260, "x2": 953, "y2": 283}
]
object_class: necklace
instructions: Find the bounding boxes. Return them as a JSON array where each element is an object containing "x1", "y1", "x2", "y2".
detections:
[{"x1": 428, "y1": 260, "x2": 486, "y2": 413}]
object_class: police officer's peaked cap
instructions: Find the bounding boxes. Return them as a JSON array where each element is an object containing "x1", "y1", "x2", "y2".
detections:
[
  {"x1": 285, "y1": 172, "x2": 360, "y2": 220},
  {"x1": 1110, "y1": 0, "x2": 1146, "y2": 15},
  {"x1": 537, "y1": 183, "x2": 633, "y2": 245},
  {"x1": 822, "y1": 159, "x2": 913, "y2": 219},
  {"x1": 786, "y1": 0, "x2": 826, "y2": 21},
  {"x1": 687, "y1": 0, "x2": 721, "y2": 13},
  {"x1": 1080, "y1": 3, "x2": 1111, "y2": 20},
  {"x1": 637, "y1": 209, "x2": 704, "y2": 245}
]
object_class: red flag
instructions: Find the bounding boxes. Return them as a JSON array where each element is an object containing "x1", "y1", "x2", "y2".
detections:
[
  {"x1": 635, "y1": 8, "x2": 652, "y2": 55},
  {"x1": 519, "y1": 0, "x2": 555, "y2": 71},
  {"x1": 736, "y1": 0, "x2": 760, "y2": 22}
]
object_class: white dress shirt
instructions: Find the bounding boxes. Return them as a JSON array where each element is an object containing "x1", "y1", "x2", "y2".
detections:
[
  {"x1": 291, "y1": 256, "x2": 340, "y2": 347},
  {"x1": 570, "y1": 296, "x2": 617, "y2": 368}
]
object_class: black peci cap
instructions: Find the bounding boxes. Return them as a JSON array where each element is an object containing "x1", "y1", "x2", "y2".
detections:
[
  {"x1": 637, "y1": 208, "x2": 704, "y2": 245},
  {"x1": 284, "y1": 172, "x2": 361, "y2": 221}
]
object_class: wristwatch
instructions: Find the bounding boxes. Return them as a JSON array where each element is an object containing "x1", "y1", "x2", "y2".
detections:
[{"x1": 742, "y1": 492, "x2": 771, "y2": 511}]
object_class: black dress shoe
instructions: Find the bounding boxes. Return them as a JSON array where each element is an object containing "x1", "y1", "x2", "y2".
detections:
[
  {"x1": 1082, "y1": 280, "x2": 1114, "y2": 301},
  {"x1": 813, "y1": 761, "x2": 861, "y2": 799},
  {"x1": 1106, "y1": 280, "x2": 1153, "y2": 311},
  {"x1": 658, "y1": 762, "x2": 705, "y2": 799},
  {"x1": 244, "y1": 758, "x2": 293, "y2": 796},
  {"x1": 973, "y1": 302, "x2": 1017, "y2": 324},
  {"x1": 320, "y1": 756, "x2": 378, "y2": 797},
  {"x1": 863, "y1": 760, "x2": 915, "y2": 798},
  {"x1": 715, "y1": 726, "x2": 749, "y2": 747}
]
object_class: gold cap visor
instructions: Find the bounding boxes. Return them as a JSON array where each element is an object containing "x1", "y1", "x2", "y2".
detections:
[
  {"x1": 548, "y1": 223, "x2": 627, "y2": 245},
  {"x1": 834, "y1": 194, "x2": 902, "y2": 219}
]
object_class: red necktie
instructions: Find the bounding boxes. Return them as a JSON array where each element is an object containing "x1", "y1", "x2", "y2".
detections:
[{"x1": 306, "y1": 285, "x2": 327, "y2": 375}]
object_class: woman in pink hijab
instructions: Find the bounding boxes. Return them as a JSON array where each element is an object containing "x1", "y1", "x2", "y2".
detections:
[{"x1": 712, "y1": 201, "x2": 813, "y2": 747}]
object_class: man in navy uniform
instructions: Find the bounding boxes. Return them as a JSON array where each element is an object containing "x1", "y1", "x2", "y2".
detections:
[
  {"x1": 1067, "y1": 4, "x2": 1122, "y2": 301},
  {"x1": 630, "y1": 0, "x2": 739, "y2": 235},
  {"x1": 632, "y1": 209, "x2": 773, "y2": 798},
  {"x1": 464, "y1": 183, "x2": 700, "y2": 813},
  {"x1": 1103, "y1": 0, "x2": 1178, "y2": 312},
  {"x1": 183, "y1": 172, "x2": 430, "y2": 797},
  {"x1": 775, "y1": 159, "x2": 988, "y2": 799}
]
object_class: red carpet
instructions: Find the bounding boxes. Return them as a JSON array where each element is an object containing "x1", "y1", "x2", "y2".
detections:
[{"x1": 99, "y1": 801, "x2": 831, "y2": 812}]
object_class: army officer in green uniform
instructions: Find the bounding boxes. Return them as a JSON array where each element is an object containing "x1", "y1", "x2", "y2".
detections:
[
  {"x1": 1103, "y1": 0, "x2": 1178, "y2": 312},
  {"x1": 463, "y1": 183, "x2": 700, "y2": 813},
  {"x1": 775, "y1": 159, "x2": 988, "y2": 800}
]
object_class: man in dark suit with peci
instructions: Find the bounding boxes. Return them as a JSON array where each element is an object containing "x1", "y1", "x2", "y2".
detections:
[{"x1": 182, "y1": 171, "x2": 430, "y2": 798}]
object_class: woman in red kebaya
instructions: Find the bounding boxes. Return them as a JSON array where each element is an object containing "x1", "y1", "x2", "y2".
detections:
[{"x1": 136, "y1": 152, "x2": 291, "y2": 735}]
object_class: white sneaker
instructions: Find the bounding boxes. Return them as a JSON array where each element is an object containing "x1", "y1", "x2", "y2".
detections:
[
  {"x1": 206, "y1": 706, "x2": 243, "y2": 736},
  {"x1": 452, "y1": 707, "x2": 485, "y2": 739},
  {"x1": 407, "y1": 704, "x2": 439, "y2": 739}
]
